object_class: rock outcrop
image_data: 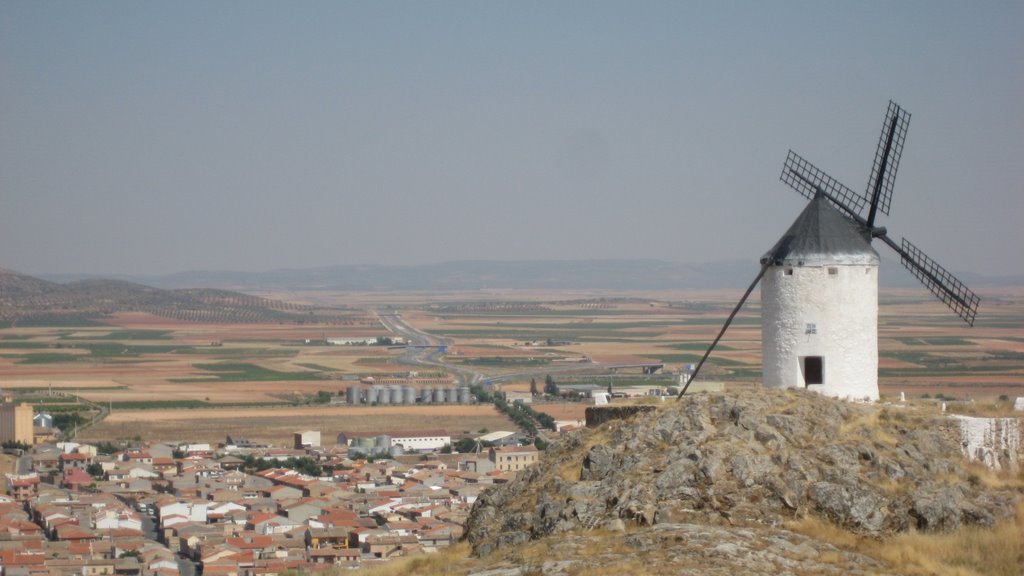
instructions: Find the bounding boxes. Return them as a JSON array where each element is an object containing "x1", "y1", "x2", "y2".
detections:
[{"x1": 466, "y1": 389, "x2": 1020, "y2": 573}]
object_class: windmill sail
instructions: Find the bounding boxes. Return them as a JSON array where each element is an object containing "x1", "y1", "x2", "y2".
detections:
[
  {"x1": 893, "y1": 237, "x2": 980, "y2": 326},
  {"x1": 782, "y1": 151, "x2": 868, "y2": 215},
  {"x1": 866, "y1": 101, "x2": 911, "y2": 224}
]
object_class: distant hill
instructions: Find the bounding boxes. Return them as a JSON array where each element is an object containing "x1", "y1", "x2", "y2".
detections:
[
  {"x1": 39, "y1": 260, "x2": 761, "y2": 291},
  {"x1": 39, "y1": 258, "x2": 737, "y2": 289},
  {"x1": 38, "y1": 258, "x2": 1023, "y2": 292},
  {"x1": 0, "y1": 266, "x2": 65, "y2": 298},
  {"x1": 0, "y1": 268, "x2": 359, "y2": 327}
]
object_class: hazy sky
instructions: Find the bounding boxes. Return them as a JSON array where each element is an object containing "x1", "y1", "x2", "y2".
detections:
[{"x1": 2, "y1": 1, "x2": 1021, "y2": 277}]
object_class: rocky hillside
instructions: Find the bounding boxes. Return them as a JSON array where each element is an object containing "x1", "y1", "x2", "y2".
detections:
[{"x1": 465, "y1": 389, "x2": 1022, "y2": 575}]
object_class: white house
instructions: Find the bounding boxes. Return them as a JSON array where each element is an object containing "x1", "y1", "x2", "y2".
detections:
[
  {"x1": 367, "y1": 498, "x2": 402, "y2": 516},
  {"x1": 148, "y1": 559, "x2": 179, "y2": 572},
  {"x1": 158, "y1": 501, "x2": 208, "y2": 525},
  {"x1": 208, "y1": 502, "x2": 247, "y2": 518},
  {"x1": 293, "y1": 430, "x2": 321, "y2": 449},
  {"x1": 95, "y1": 510, "x2": 142, "y2": 532},
  {"x1": 252, "y1": 514, "x2": 302, "y2": 535}
]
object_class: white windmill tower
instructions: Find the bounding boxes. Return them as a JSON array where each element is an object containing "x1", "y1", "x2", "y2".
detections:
[
  {"x1": 678, "y1": 101, "x2": 979, "y2": 401},
  {"x1": 759, "y1": 194, "x2": 881, "y2": 399}
]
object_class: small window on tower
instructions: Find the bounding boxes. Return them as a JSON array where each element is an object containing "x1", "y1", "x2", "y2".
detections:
[
  {"x1": 828, "y1": 267, "x2": 838, "y2": 275},
  {"x1": 802, "y1": 356, "x2": 824, "y2": 386},
  {"x1": 784, "y1": 268, "x2": 794, "y2": 276}
]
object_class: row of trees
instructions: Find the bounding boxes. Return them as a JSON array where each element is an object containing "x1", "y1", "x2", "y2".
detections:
[
  {"x1": 80, "y1": 455, "x2": 324, "y2": 479},
  {"x1": 472, "y1": 385, "x2": 556, "y2": 436},
  {"x1": 440, "y1": 437, "x2": 496, "y2": 454},
  {"x1": 240, "y1": 454, "x2": 323, "y2": 477},
  {"x1": 529, "y1": 375, "x2": 560, "y2": 396}
]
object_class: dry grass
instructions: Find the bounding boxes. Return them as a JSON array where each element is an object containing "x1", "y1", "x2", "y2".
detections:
[
  {"x1": 0, "y1": 454, "x2": 18, "y2": 476},
  {"x1": 82, "y1": 405, "x2": 516, "y2": 446},
  {"x1": 945, "y1": 399, "x2": 1021, "y2": 418},
  {"x1": 571, "y1": 561, "x2": 650, "y2": 576},
  {"x1": 529, "y1": 402, "x2": 588, "y2": 422},
  {"x1": 346, "y1": 543, "x2": 476, "y2": 575},
  {"x1": 839, "y1": 408, "x2": 899, "y2": 446},
  {"x1": 965, "y1": 461, "x2": 1024, "y2": 491},
  {"x1": 871, "y1": 476, "x2": 916, "y2": 497},
  {"x1": 631, "y1": 396, "x2": 666, "y2": 405},
  {"x1": 786, "y1": 499, "x2": 1024, "y2": 576},
  {"x1": 485, "y1": 530, "x2": 645, "y2": 576}
]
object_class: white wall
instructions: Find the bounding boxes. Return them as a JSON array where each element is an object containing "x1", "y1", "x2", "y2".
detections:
[
  {"x1": 390, "y1": 435, "x2": 451, "y2": 452},
  {"x1": 952, "y1": 415, "x2": 1023, "y2": 471},
  {"x1": 761, "y1": 262, "x2": 878, "y2": 401}
]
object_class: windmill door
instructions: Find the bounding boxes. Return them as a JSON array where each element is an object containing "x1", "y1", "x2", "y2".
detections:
[{"x1": 800, "y1": 356, "x2": 824, "y2": 387}]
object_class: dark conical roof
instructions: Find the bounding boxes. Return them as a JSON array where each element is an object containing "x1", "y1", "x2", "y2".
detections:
[{"x1": 761, "y1": 195, "x2": 879, "y2": 267}]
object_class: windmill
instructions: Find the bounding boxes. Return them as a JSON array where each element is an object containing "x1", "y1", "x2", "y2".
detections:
[{"x1": 678, "y1": 100, "x2": 979, "y2": 401}]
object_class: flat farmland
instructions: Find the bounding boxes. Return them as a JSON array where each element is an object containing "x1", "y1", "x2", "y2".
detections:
[
  {"x1": 387, "y1": 286, "x2": 1024, "y2": 402},
  {"x1": 874, "y1": 287, "x2": 1024, "y2": 400},
  {"x1": 3, "y1": 285, "x2": 1022, "y2": 450},
  {"x1": 80, "y1": 405, "x2": 514, "y2": 446},
  {"x1": 404, "y1": 293, "x2": 763, "y2": 383},
  {"x1": 530, "y1": 402, "x2": 588, "y2": 425},
  {"x1": 0, "y1": 313, "x2": 402, "y2": 405}
]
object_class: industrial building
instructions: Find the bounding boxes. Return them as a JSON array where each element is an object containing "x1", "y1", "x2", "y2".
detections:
[
  {"x1": 0, "y1": 396, "x2": 33, "y2": 445},
  {"x1": 389, "y1": 432, "x2": 451, "y2": 453},
  {"x1": 345, "y1": 385, "x2": 472, "y2": 406},
  {"x1": 341, "y1": 431, "x2": 453, "y2": 457}
]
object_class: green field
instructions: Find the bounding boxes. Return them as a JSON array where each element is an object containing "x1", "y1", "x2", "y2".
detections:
[
  {"x1": 10, "y1": 352, "x2": 84, "y2": 364},
  {"x1": 660, "y1": 342, "x2": 734, "y2": 351},
  {"x1": 433, "y1": 329, "x2": 666, "y2": 339},
  {"x1": 186, "y1": 347, "x2": 298, "y2": 357},
  {"x1": 171, "y1": 362, "x2": 326, "y2": 383},
  {"x1": 294, "y1": 362, "x2": 340, "y2": 371},
  {"x1": 644, "y1": 353, "x2": 747, "y2": 366},
  {"x1": 0, "y1": 341, "x2": 52, "y2": 349},
  {"x1": 62, "y1": 329, "x2": 173, "y2": 340}
]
